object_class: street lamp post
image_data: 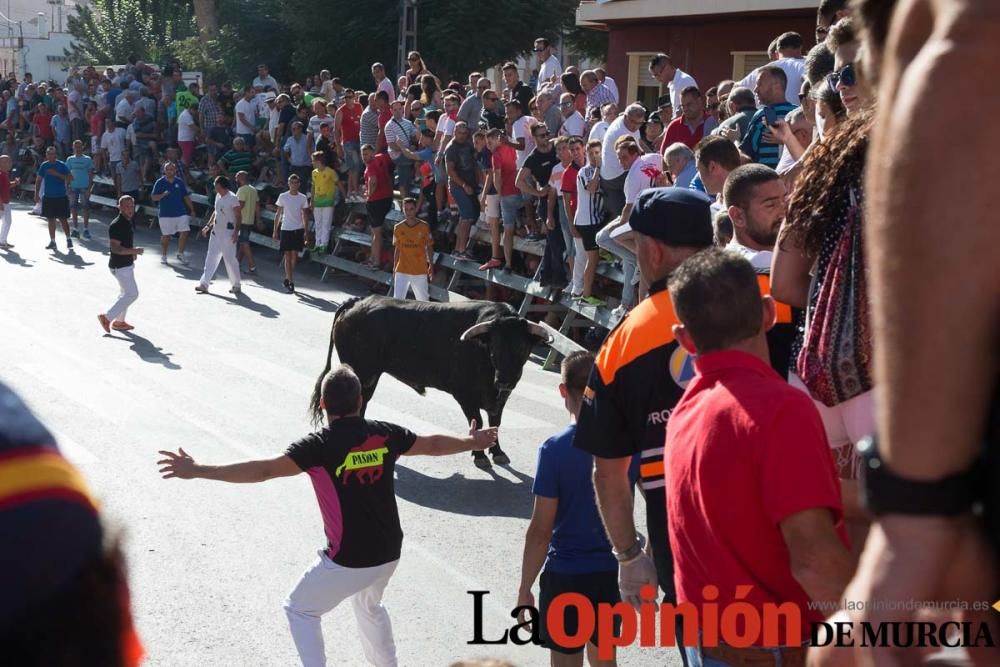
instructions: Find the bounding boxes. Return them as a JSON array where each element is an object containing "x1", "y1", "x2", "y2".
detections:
[{"x1": 397, "y1": 0, "x2": 417, "y2": 83}]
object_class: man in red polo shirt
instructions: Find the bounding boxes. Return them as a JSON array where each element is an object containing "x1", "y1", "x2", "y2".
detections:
[
  {"x1": 665, "y1": 249, "x2": 852, "y2": 666},
  {"x1": 661, "y1": 86, "x2": 718, "y2": 151}
]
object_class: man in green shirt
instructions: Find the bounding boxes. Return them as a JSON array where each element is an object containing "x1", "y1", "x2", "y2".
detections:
[
  {"x1": 216, "y1": 136, "x2": 253, "y2": 179},
  {"x1": 235, "y1": 170, "x2": 260, "y2": 274}
]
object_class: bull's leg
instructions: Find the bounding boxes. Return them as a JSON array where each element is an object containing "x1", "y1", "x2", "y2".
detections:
[
  {"x1": 456, "y1": 400, "x2": 490, "y2": 469},
  {"x1": 486, "y1": 410, "x2": 510, "y2": 465},
  {"x1": 358, "y1": 372, "x2": 382, "y2": 417}
]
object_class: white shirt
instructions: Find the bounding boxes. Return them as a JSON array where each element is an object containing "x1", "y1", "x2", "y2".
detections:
[
  {"x1": 252, "y1": 75, "x2": 279, "y2": 91},
  {"x1": 234, "y1": 98, "x2": 257, "y2": 135},
  {"x1": 214, "y1": 191, "x2": 241, "y2": 232},
  {"x1": 602, "y1": 76, "x2": 620, "y2": 104},
  {"x1": 624, "y1": 153, "x2": 664, "y2": 205},
  {"x1": 384, "y1": 116, "x2": 416, "y2": 161},
  {"x1": 511, "y1": 116, "x2": 536, "y2": 168},
  {"x1": 177, "y1": 109, "x2": 197, "y2": 142},
  {"x1": 269, "y1": 107, "x2": 281, "y2": 135},
  {"x1": 726, "y1": 239, "x2": 773, "y2": 272},
  {"x1": 600, "y1": 116, "x2": 641, "y2": 180},
  {"x1": 588, "y1": 120, "x2": 609, "y2": 144},
  {"x1": 115, "y1": 97, "x2": 134, "y2": 123},
  {"x1": 669, "y1": 68, "x2": 698, "y2": 119},
  {"x1": 67, "y1": 90, "x2": 83, "y2": 120},
  {"x1": 375, "y1": 78, "x2": 396, "y2": 101},
  {"x1": 538, "y1": 54, "x2": 562, "y2": 91},
  {"x1": 308, "y1": 113, "x2": 333, "y2": 138},
  {"x1": 559, "y1": 111, "x2": 585, "y2": 137},
  {"x1": 276, "y1": 191, "x2": 309, "y2": 231},
  {"x1": 101, "y1": 127, "x2": 126, "y2": 162},
  {"x1": 739, "y1": 57, "x2": 807, "y2": 106}
]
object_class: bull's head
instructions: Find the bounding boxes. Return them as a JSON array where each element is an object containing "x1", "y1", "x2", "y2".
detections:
[{"x1": 459, "y1": 316, "x2": 553, "y2": 392}]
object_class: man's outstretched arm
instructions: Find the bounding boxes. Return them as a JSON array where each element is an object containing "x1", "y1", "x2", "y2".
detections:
[{"x1": 158, "y1": 448, "x2": 300, "y2": 483}]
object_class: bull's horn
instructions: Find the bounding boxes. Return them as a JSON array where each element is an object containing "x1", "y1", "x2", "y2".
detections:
[
  {"x1": 527, "y1": 322, "x2": 554, "y2": 344},
  {"x1": 460, "y1": 319, "x2": 496, "y2": 341}
]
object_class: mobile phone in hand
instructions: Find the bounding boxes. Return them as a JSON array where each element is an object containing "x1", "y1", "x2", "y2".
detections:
[{"x1": 763, "y1": 107, "x2": 778, "y2": 127}]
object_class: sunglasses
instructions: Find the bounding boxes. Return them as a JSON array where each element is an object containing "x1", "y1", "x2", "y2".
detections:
[
  {"x1": 827, "y1": 63, "x2": 856, "y2": 90},
  {"x1": 485, "y1": 96, "x2": 498, "y2": 101},
  {"x1": 559, "y1": 102, "x2": 573, "y2": 108},
  {"x1": 533, "y1": 131, "x2": 549, "y2": 138},
  {"x1": 816, "y1": 26, "x2": 829, "y2": 38},
  {"x1": 408, "y1": 57, "x2": 420, "y2": 62},
  {"x1": 532, "y1": 48, "x2": 544, "y2": 53}
]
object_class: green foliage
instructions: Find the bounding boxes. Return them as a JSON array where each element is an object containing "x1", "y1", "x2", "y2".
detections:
[
  {"x1": 564, "y1": 25, "x2": 608, "y2": 63},
  {"x1": 65, "y1": 0, "x2": 196, "y2": 66}
]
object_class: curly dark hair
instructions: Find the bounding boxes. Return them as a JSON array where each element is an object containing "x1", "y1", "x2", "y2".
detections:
[{"x1": 781, "y1": 107, "x2": 875, "y2": 256}]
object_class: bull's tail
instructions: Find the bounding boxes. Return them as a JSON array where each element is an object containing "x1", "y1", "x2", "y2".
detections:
[{"x1": 309, "y1": 297, "x2": 365, "y2": 425}]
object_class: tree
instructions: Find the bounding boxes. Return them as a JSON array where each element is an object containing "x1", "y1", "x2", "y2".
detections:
[
  {"x1": 192, "y1": 0, "x2": 218, "y2": 44},
  {"x1": 65, "y1": 0, "x2": 195, "y2": 65}
]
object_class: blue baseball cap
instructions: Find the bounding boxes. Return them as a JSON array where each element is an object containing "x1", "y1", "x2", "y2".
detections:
[{"x1": 611, "y1": 187, "x2": 713, "y2": 247}]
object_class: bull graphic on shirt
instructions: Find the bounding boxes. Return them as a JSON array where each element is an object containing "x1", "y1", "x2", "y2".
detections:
[{"x1": 335, "y1": 436, "x2": 390, "y2": 485}]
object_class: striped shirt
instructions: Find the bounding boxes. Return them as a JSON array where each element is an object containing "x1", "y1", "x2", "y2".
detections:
[
  {"x1": 738, "y1": 103, "x2": 796, "y2": 169},
  {"x1": 585, "y1": 82, "x2": 617, "y2": 116},
  {"x1": 360, "y1": 107, "x2": 380, "y2": 147},
  {"x1": 220, "y1": 149, "x2": 252, "y2": 175}
]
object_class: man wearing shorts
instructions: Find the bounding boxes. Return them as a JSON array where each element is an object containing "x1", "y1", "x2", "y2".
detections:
[
  {"x1": 570, "y1": 140, "x2": 607, "y2": 305},
  {"x1": 65, "y1": 140, "x2": 95, "y2": 240},
  {"x1": 445, "y1": 122, "x2": 481, "y2": 261},
  {"x1": 34, "y1": 146, "x2": 74, "y2": 252},
  {"x1": 195, "y1": 176, "x2": 242, "y2": 296},
  {"x1": 481, "y1": 128, "x2": 521, "y2": 270},
  {"x1": 158, "y1": 365, "x2": 497, "y2": 667},
  {"x1": 335, "y1": 89, "x2": 363, "y2": 200},
  {"x1": 273, "y1": 174, "x2": 309, "y2": 293},
  {"x1": 362, "y1": 144, "x2": 394, "y2": 270},
  {"x1": 235, "y1": 171, "x2": 259, "y2": 274},
  {"x1": 391, "y1": 197, "x2": 434, "y2": 301},
  {"x1": 150, "y1": 162, "x2": 195, "y2": 264}
]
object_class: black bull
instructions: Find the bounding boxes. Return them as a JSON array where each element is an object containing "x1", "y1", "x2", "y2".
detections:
[{"x1": 310, "y1": 296, "x2": 553, "y2": 467}]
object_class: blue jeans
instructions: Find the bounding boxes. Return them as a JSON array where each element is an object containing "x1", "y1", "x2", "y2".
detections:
[
  {"x1": 595, "y1": 220, "x2": 637, "y2": 308},
  {"x1": 499, "y1": 193, "x2": 524, "y2": 228},
  {"x1": 450, "y1": 185, "x2": 480, "y2": 221}
]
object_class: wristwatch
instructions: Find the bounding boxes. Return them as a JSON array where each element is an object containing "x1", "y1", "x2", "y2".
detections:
[
  {"x1": 613, "y1": 533, "x2": 647, "y2": 563},
  {"x1": 858, "y1": 434, "x2": 982, "y2": 517}
]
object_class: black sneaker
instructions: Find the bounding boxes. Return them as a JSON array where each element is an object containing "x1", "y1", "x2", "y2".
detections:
[
  {"x1": 45, "y1": 240, "x2": 56, "y2": 250},
  {"x1": 66, "y1": 239, "x2": 74, "y2": 250},
  {"x1": 70, "y1": 228, "x2": 80, "y2": 239},
  {"x1": 283, "y1": 278, "x2": 293, "y2": 293}
]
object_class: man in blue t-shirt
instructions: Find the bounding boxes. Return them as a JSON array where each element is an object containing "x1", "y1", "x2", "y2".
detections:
[
  {"x1": 65, "y1": 140, "x2": 95, "y2": 239},
  {"x1": 518, "y1": 351, "x2": 637, "y2": 662},
  {"x1": 34, "y1": 146, "x2": 74, "y2": 251},
  {"x1": 150, "y1": 161, "x2": 196, "y2": 264}
]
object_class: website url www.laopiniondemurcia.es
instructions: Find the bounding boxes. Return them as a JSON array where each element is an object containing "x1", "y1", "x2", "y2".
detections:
[
  {"x1": 467, "y1": 587, "x2": 999, "y2": 659},
  {"x1": 807, "y1": 598, "x2": 997, "y2": 612}
]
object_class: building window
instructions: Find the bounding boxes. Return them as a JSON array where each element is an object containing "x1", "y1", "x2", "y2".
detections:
[
  {"x1": 731, "y1": 52, "x2": 771, "y2": 81},
  {"x1": 626, "y1": 52, "x2": 663, "y2": 111}
]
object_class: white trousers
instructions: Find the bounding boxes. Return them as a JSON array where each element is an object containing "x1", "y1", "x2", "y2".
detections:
[
  {"x1": 285, "y1": 552, "x2": 399, "y2": 667},
  {"x1": 199, "y1": 230, "x2": 240, "y2": 289},
  {"x1": 392, "y1": 272, "x2": 428, "y2": 301},
  {"x1": 107, "y1": 265, "x2": 139, "y2": 322},
  {"x1": 0, "y1": 206, "x2": 11, "y2": 244},
  {"x1": 314, "y1": 207, "x2": 334, "y2": 246},
  {"x1": 570, "y1": 237, "x2": 587, "y2": 294}
]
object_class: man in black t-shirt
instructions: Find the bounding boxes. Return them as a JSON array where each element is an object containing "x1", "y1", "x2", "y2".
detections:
[
  {"x1": 97, "y1": 195, "x2": 143, "y2": 334},
  {"x1": 517, "y1": 125, "x2": 560, "y2": 237},
  {"x1": 158, "y1": 365, "x2": 497, "y2": 667}
]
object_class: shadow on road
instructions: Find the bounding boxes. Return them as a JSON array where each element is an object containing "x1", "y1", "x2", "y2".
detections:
[
  {"x1": 295, "y1": 292, "x2": 339, "y2": 313},
  {"x1": 49, "y1": 249, "x2": 94, "y2": 269},
  {"x1": 394, "y1": 462, "x2": 534, "y2": 519},
  {"x1": 106, "y1": 331, "x2": 182, "y2": 370},
  {"x1": 1, "y1": 249, "x2": 32, "y2": 267},
  {"x1": 205, "y1": 290, "x2": 281, "y2": 318}
]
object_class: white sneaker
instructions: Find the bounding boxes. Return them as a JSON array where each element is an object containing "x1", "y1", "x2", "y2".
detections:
[
  {"x1": 611, "y1": 305, "x2": 628, "y2": 321},
  {"x1": 177, "y1": 253, "x2": 189, "y2": 265},
  {"x1": 161, "y1": 255, "x2": 168, "y2": 264}
]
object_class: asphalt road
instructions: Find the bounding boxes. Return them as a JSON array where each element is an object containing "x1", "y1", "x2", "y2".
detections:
[{"x1": 0, "y1": 202, "x2": 681, "y2": 667}]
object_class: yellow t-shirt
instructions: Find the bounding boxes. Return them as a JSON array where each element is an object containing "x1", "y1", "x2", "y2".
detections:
[
  {"x1": 393, "y1": 220, "x2": 433, "y2": 275},
  {"x1": 237, "y1": 184, "x2": 258, "y2": 226},
  {"x1": 312, "y1": 167, "x2": 339, "y2": 208}
]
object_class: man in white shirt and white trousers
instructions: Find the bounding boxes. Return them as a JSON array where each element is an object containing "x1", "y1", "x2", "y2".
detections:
[{"x1": 196, "y1": 176, "x2": 242, "y2": 295}]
